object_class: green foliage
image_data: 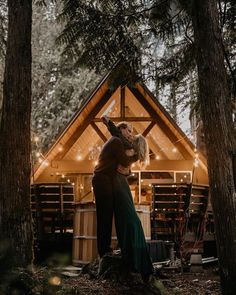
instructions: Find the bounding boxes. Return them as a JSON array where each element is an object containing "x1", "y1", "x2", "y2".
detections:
[
  {"x1": 56, "y1": 0, "x2": 198, "y2": 123},
  {"x1": 57, "y1": 1, "x2": 143, "y2": 73},
  {"x1": 31, "y1": 2, "x2": 102, "y2": 154}
]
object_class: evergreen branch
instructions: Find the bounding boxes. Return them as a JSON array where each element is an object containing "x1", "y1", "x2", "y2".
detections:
[
  {"x1": 222, "y1": 43, "x2": 236, "y2": 98},
  {"x1": 184, "y1": 20, "x2": 193, "y2": 44}
]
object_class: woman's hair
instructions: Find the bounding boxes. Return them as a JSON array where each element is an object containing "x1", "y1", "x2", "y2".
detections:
[
  {"x1": 133, "y1": 134, "x2": 150, "y2": 169},
  {"x1": 116, "y1": 122, "x2": 149, "y2": 168}
]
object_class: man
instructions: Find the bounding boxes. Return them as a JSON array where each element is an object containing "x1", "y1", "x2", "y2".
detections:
[{"x1": 92, "y1": 122, "x2": 134, "y2": 257}]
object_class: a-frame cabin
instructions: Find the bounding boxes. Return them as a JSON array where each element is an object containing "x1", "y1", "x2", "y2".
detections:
[{"x1": 32, "y1": 65, "x2": 214, "y2": 264}]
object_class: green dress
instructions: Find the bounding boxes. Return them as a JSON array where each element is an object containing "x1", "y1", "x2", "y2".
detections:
[{"x1": 113, "y1": 173, "x2": 153, "y2": 277}]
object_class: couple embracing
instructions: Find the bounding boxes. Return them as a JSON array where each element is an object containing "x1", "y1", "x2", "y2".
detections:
[{"x1": 92, "y1": 116, "x2": 153, "y2": 282}]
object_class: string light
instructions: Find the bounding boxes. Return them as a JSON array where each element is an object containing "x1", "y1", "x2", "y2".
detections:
[
  {"x1": 42, "y1": 160, "x2": 49, "y2": 167},
  {"x1": 38, "y1": 157, "x2": 43, "y2": 163},
  {"x1": 172, "y1": 147, "x2": 177, "y2": 153},
  {"x1": 193, "y1": 147, "x2": 199, "y2": 167},
  {"x1": 34, "y1": 136, "x2": 39, "y2": 143},
  {"x1": 76, "y1": 154, "x2": 82, "y2": 161},
  {"x1": 194, "y1": 158, "x2": 199, "y2": 167},
  {"x1": 58, "y1": 146, "x2": 63, "y2": 152}
]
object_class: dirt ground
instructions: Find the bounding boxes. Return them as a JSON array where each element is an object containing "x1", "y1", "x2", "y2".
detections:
[
  {"x1": 57, "y1": 271, "x2": 220, "y2": 295},
  {"x1": 0, "y1": 258, "x2": 221, "y2": 294},
  {"x1": 54, "y1": 264, "x2": 221, "y2": 295}
]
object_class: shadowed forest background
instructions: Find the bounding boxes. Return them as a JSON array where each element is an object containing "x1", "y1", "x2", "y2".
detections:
[{"x1": 0, "y1": 1, "x2": 236, "y2": 294}]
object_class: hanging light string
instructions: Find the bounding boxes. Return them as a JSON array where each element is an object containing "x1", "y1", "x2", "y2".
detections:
[{"x1": 31, "y1": 129, "x2": 201, "y2": 184}]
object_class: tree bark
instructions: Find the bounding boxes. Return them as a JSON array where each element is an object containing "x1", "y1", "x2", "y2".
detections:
[
  {"x1": 0, "y1": 0, "x2": 33, "y2": 267},
  {"x1": 191, "y1": 1, "x2": 236, "y2": 294}
]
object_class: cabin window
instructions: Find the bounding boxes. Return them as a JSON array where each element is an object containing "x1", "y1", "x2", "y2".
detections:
[
  {"x1": 130, "y1": 170, "x2": 192, "y2": 204},
  {"x1": 60, "y1": 170, "x2": 192, "y2": 205}
]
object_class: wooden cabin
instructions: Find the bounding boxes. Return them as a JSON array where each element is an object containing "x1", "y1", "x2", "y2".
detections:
[{"x1": 32, "y1": 65, "x2": 214, "y2": 264}]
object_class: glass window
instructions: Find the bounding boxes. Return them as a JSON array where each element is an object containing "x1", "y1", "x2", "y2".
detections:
[
  {"x1": 141, "y1": 171, "x2": 174, "y2": 184},
  {"x1": 175, "y1": 172, "x2": 191, "y2": 184}
]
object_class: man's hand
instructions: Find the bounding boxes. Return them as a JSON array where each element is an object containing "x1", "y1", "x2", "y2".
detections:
[{"x1": 101, "y1": 115, "x2": 110, "y2": 125}]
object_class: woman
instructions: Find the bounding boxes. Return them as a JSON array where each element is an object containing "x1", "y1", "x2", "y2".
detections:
[{"x1": 102, "y1": 116, "x2": 153, "y2": 282}]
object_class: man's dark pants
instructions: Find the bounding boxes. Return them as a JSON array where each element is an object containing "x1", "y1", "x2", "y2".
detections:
[{"x1": 92, "y1": 173, "x2": 114, "y2": 257}]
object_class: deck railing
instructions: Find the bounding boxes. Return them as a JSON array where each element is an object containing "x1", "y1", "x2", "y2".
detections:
[{"x1": 31, "y1": 183, "x2": 74, "y2": 240}]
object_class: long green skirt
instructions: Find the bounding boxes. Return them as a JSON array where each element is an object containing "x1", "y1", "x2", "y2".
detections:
[{"x1": 113, "y1": 173, "x2": 153, "y2": 277}]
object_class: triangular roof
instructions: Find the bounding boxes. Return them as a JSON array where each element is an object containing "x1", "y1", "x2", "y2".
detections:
[{"x1": 33, "y1": 64, "x2": 207, "y2": 180}]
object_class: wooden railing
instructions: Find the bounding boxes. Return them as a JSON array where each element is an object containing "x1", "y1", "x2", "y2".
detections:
[
  {"x1": 31, "y1": 183, "x2": 74, "y2": 240},
  {"x1": 151, "y1": 183, "x2": 213, "y2": 246}
]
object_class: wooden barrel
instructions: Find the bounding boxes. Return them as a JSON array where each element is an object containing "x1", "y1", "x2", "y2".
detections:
[
  {"x1": 135, "y1": 204, "x2": 151, "y2": 241},
  {"x1": 72, "y1": 203, "x2": 97, "y2": 265},
  {"x1": 72, "y1": 202, "x2": 151, "y2": 264}
]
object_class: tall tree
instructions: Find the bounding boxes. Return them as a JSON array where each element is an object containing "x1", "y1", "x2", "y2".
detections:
[
  {"x1": 0, "y1": 0, "x2": 33, "y2": 267},
  {"x1": 191, "y1": 1, "x2": 236, "y2": 293}
]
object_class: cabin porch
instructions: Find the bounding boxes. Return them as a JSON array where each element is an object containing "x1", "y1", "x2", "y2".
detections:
[{"x1": 31, "y1": 178, "x2": 214, "y2": 264}]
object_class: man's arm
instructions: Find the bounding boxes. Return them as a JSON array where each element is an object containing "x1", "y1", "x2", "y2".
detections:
[{"x1": 102, "y1": 116, "x2": 133, "y2": 149}]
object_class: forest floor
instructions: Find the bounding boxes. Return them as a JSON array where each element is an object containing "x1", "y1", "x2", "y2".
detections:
[
  {"x1": 0, "y1": 264, "x2": 221, "y2": 295},
  {"x1": 56, "y1": 267, "x2": 221, "y2": 295},
  {"x1": 59, "y1": 266, "x2": 221, "y2": 295},
  {"x1": 23, "y1": 258, "x2": 221, "y2": 295},
  {"x1": 0, "y1": 253, "x2": 221, "y2": 294}
]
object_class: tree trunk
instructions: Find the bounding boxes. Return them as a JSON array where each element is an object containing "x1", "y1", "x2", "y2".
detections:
[
  {"x1": 0, "y1": 0, "x2": 33, "y2": 267},
  {"x1": 191, "y1": 1, "x2": 236, "y2": 294}
]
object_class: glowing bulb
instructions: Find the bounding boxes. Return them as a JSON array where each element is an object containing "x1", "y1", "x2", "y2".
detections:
[
  {"x1": 36, "y1": 152, "x2": 41, "y2": 157},
  {"x1": 67, "y1": 179, "x2": 71, "y2": 183},
  {"x1": 61, "y1": 174, "x2": 65, "y2": 178},
  {"x1": 155, "y1": 155, "x2": 160, "y2": 160},
  {"x1": 58, "y1": 146, "x2": 63, "y2": 152},
  {"x1": 172, "y1": 147, "x2": 177, "y2": 153},
  {"x1": 43, "y1": 160, "x2": 49, "y2": 166},
  {"x1": 194, "y1": 159, "x2": 199, "y2": 167},
  {"x1": 34, "y1": 136, "x2": 39, "y2": 143},
  {"x1": 76, "y1": 154, "x2": 82, "y2": 161}
]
